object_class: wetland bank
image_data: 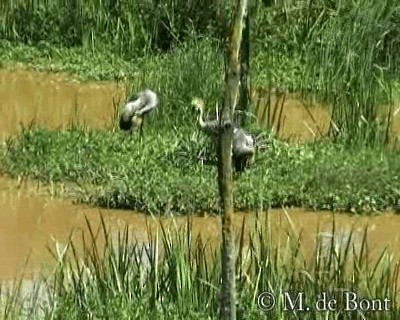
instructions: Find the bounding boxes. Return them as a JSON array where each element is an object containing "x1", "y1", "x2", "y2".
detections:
[
  {"x1": 2, "y1": 69, "x2": 400, "y2": 276},
  {"x1": 1, "y1": 0, "x2": 400, "y2": 319},
  {"x1": 1, "y1": 64, "x2": 400, "y2": 320}
]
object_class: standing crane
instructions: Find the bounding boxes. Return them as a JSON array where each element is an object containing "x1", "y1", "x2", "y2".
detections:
[
  {"x1": 119, "y1": 89, "x2": 159, "y2": 143},
  {"x1": 191, "y1": 97, "x2": 256, "y2": 172},
  {"x1": 232, "y1": 127, "x2": 256, "y2": 172}
]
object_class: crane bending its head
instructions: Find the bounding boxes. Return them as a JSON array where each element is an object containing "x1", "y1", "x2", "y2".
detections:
[{"x1": 119, "y1": 89, "x2": 159, "y2": 142}]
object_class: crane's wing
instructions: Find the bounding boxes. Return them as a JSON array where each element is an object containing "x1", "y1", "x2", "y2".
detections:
[
  {"x1": 135, "y1": 89, "x2": 159, "y2": 116},
  {"x1": 200, "y1": 119, "x2": 219, "y2": 135},
  {"x1": 123, "y1": 98, "x2": 145, "y2": 118},
  {"x1": 233, "y1": 128, "x2": 255, "y2": 156},
  {"x1": 136, "y1": 94, "x2": 159, "y2": 116},
  {"x1": 244, "y1": 134, "x2": 255, "y2": 147}
]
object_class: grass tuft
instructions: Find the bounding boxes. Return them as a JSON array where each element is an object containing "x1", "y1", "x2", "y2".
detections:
[
  {"x1": 2, "y1": 126, "x2": 400, "y2": 215},
  {"x1": 3, "y1": 212, "x2": 399, "y2": 319}
]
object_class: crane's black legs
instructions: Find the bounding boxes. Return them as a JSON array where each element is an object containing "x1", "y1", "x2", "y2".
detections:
[{"x1": 139, "y1": 117, "x2": 144, "y2": 145}]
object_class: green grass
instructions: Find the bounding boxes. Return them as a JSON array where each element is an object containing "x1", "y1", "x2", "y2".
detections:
[
  {"x1": 2, "y1": 0, "x2": 400, "y2": 147},
  {"x1": 299, "y1": 1, "x2": 400, "y2": 146},
  {"x1": 2, "y1": 214, "x2": 399, "y2": 319},
  {"x1": 0, "y1": 0, "x2": 226, "y2": 56},
  {"x1": 1, "y1": 1, "x2": 400, "y2": 318},
  {"x1": 0, "y1": 37, "x2": 223, "y2": 85},
  {"x1": 0, "y1": 39, "x2": 135, "y2": 82},
  {"x1": 2, "y1": 125, "x2": 400, "y2": 215},
  {"x1": 1, "y1": 3, "x2": 400, "y2": 216}
]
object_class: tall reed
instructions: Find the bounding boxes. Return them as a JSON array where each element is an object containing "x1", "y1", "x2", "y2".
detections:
[
  {"x1": 1, "y1": 212, "x2": 399, "y2": 319},
  {"x1": 301, "y1": 0, "x2": 400, "y2": 147},
  {"x1": 0, "y1": 0, "x2": 226, "y2": 57}
]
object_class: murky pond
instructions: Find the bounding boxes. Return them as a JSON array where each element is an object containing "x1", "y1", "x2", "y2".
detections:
[
  {"x1": 0, "y1": 69, "x2": 125, "y2": 139},
  {"x1": 250, "y1": 87, "x2": 400, "y2": 142},
  {"x1": 2, "y1": 69, "x2": 400, "y2": 143},
  {"x1": 1, "y1": 175, "x2": 400, "y2": 281},
  {"x1": 0, "y1": 68, "x2": 400, "y2": 285}
]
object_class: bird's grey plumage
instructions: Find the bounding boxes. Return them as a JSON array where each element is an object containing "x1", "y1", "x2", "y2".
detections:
[
  {"x1": 233, "y1": 127, "x2": 255, "y2": 157},
  {"x1": 192, "y1": 97, "x2": 256, "y2": 172},
  {"x1": 232, "y1": 127, "x2": 256, "y2": 172},
  {"x1": 119, "y1": 89, "x2": 159, "y2": 131}
]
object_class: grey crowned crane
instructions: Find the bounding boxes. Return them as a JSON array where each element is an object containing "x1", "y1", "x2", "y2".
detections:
[
  {"x1": 119, "y1": 89, "x2": 159, "y2": 142},
  {"x1": 191, "y1": 97, "x2": 256, "y2": 172}
]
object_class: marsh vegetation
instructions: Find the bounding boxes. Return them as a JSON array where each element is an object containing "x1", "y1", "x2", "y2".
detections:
[{"x1": 1, "y1": 0, "x2": 400, "y2": 318}]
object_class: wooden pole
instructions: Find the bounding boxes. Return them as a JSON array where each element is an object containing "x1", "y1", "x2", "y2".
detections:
[
  {"x1": 238, "y1": 0, "x2": 250, "y2": 127},
  {"x1": 218, "y1": 0, "x2": 248, "y2": 319}
]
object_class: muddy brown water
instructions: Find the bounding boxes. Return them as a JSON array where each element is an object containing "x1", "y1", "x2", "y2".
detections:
[
  {"x1": 0, "y1": 69, "x2": 126, "y2": 139},
  {"x1": 1, "y1": 173, "x2": 400, "y2": 282},
  {"x1": 250, "y1": 87, "x2": 400, "y2": 142},
  {"x1": 0, "y1": 69, "x2": 400, "y2": 289},
  {"x1": 2, "y1": 68, "x2": 400, "y2": 142},
  {"x1": 0, "y1": 175, "x2": 399, "y2": 278}
]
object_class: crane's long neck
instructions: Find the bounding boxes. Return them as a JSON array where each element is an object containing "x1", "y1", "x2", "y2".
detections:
[
  {"x1": 122, "y1": 100, "x2": 141, "y2": 121},
  {"x1": 197, "y1": 108, "x2": 207, "y2": 130}
]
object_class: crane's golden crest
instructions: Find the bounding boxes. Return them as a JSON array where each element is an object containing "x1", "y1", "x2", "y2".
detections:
[{"x1": 191, "y1": 98, "x2": 205, "y2": 111}]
